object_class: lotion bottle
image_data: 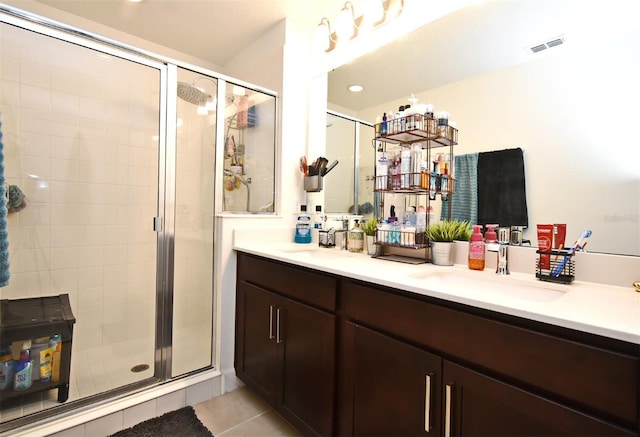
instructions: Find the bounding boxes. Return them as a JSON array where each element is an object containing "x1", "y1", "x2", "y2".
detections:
[{"x1": 468, "y1": 225, "x2": 485, "y2": 270}]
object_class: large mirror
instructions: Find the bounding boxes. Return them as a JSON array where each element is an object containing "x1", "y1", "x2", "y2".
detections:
[{"x1": 327, "y1": 0, "x2": 639, "y2": 256}]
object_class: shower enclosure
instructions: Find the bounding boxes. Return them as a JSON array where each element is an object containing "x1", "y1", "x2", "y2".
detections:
[{"x1": 0, "y1": 5, "x2": 276, "y2": 432}]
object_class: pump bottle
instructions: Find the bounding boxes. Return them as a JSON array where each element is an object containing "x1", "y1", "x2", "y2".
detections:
[
  {"x1": 468, "y1": 225, "x2": 485, "y2": 270},
  {"x1": 348, "y1": 219, "x2": 364, "y2": 253}
]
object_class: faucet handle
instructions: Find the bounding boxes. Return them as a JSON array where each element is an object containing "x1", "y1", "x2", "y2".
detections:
[{"x1": 497, "y1": 227, "x2": 511, "y2": 244}]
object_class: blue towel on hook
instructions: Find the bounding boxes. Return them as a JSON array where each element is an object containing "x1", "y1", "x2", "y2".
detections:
[
  {"x1": 442, "y1": 153, "x2": 478, "y2": 224},
  {"x1": 0, "y1": 114, "x2": 10, "y2": 287}
]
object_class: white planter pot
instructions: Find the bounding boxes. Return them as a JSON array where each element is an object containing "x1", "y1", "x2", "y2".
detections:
[
  {"x1": 366, "y1": 235, "x2": 377, "y2": 256},
  {"x1": 431, "y1": 241, "x2": 454, "y2": 266}
]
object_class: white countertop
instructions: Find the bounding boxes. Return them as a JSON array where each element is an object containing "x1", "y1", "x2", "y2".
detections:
[{"x1": 234, "y1": 236, "x2": 640, "y2": 345}]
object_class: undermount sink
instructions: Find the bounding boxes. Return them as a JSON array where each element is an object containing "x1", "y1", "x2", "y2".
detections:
[{"x1": 410, "y1": 269, "x2": 568, "y2": 303}]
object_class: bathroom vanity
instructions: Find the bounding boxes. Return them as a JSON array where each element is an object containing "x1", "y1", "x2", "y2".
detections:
[{"x1": 234, "y1": 242, "x2": 639, "y2": 436}]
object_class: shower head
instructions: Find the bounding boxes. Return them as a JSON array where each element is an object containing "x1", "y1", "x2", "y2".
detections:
[{"x1": 177, "y1": 81, "x2": 211, "y2": 106}]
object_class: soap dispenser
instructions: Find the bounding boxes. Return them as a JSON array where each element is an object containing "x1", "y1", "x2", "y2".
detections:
[
  {"x1": 485, "y1": 224, "x2": 498, "y2": 243},
  {"x1": 348, "y1": 219, "x2": 364, "y2": 253},
  {"x1": 468, "y1": 225, "x2": 485, "y2": 270}
]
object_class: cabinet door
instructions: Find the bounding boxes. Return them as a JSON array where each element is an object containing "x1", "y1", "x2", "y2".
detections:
[
  {"x1": 278, "y1": 295, "x2": 336, "y2": 436},
  {"x1": 235, "y1": 282, "x2": 280, "y2": 405},
  {"x1": 443, "y1": 361, "x2": 634, "y2": 437},
  {"x1": 351, "y1": 322, "x2": 442, "y2": 436}
]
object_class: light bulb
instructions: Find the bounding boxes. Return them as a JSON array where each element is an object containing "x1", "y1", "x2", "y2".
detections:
[
  {"x1": 364, "y1": 0, "x2": 385, "y2": 27},
  {"x1": 335, "y1": 2, "x2": 356, "y2": 41},
  {"x1": 314, "y1": 18, "x2": 332, "y2": 52}
]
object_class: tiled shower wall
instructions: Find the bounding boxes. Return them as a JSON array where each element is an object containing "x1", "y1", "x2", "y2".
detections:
[{"x1": 0, "y1": 23, "x2": 159, "y2": 358}]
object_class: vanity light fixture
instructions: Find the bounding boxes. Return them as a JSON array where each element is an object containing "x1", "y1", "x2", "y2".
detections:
[
  {"x1": 363, "y1": 0, "x2": 386, "y2": 28},
  {"x1": 314, "y1": 17, "x2": 334, "y2": 52},
  {"x1": 335, "y1": 1, "x2": 357, "y2": 41},
  {"x1": 315, "y1": 0, "x2": 404, "y2": 53}
]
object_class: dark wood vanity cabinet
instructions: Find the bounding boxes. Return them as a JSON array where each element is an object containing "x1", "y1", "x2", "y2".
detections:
[
  {"x1": 339, "y1": 279, "x2": 639, "y2": 436},
  {"x1": 442, "y1": 360, "x2": 634, "y2": 436},
  {"x1": 235, "y1": 253, "x2": 639, "y2": 436},
  {"x1": 341, "y1": 321, "x2": 443, "y2": 436},
  {"x1": 235, "y1": 253, "x2": 337, "y2": 436}
]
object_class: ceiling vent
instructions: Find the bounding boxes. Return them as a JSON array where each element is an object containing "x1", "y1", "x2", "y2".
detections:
[
  {"x1": 529, "y1": 35, "x2": 565, "y2": 54},
  {"x1": 530, "y1": 44, "x2": 547, "y2": 53}
]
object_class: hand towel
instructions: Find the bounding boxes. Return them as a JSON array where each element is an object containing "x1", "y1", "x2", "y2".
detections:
[
  {"x1": 477, "y1": 147, "x2": 528, "y2": 227},
  {"x1": 441, "y1": 153, "x2": 478, "y2": 223}
]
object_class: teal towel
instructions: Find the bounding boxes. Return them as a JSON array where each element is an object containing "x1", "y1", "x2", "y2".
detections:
[
  {"x1": 0, "y1": 114, "x2": 9, "y2": 287},
  {"x1": 442, "y1": 153, "x2": 478, "y2": 224}
]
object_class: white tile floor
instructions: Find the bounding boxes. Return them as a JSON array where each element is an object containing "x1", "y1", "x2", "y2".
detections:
[{"x1": 193, "y1": 386, "x2": 300, "y2": 437}]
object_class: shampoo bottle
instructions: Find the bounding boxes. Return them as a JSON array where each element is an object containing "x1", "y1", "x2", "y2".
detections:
[{"x1": 468, "y1": 225, "x2": 485, "y2": 270}]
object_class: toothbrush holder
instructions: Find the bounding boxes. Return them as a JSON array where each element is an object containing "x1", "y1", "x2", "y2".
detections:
[
  {"x1": 535, "y1": 249, "x2": 575, "y2": 284},
  {"x1": 304, "y1": 175, "x2": 323, "y2": 192}
]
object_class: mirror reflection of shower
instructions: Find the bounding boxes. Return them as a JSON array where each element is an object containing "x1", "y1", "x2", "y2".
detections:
[
  {"x1": 178, "y1": 77, "x2": 254, "y2": 212},
  {"x1": 224, "y1": 169, "x2": 251, "y2": 212}
]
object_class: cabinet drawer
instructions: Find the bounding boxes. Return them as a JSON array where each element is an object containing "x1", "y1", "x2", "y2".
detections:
[
  {"x1": 341, "y1": 279, "x2": 638, "y2": 429},
  {"x1": 237, "y1": 253, "x2": 337, "y2": 312}
]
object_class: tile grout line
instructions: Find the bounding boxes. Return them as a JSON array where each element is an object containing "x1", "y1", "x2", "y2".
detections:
[{"x1": 210, "y1": 410, "x2": 273, "y2": 436}]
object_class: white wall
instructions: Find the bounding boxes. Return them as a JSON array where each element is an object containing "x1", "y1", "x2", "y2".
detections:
[{"x1": 215, "y1": 17, "x2": 316, "y2": 390}]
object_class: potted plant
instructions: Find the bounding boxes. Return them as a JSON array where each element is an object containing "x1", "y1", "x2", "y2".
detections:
[
  {"x1": 361, "y1": 218, "x2": 379, "y2": 256},
  {"x1": 426, "y1": 219, "x2": 471, "y2": 265}
]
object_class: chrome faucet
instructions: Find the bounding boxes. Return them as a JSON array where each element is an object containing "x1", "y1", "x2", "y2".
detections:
[{"x1": 487, "y1": 227, "x2": 510, "y2": 275}]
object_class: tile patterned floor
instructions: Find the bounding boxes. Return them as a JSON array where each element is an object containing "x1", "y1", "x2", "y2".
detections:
[{"x1": 193, "y1": 386, "x2": 300, "y2": 437}]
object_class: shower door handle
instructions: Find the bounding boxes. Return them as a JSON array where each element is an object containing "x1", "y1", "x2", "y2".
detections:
[{"x1": 153, "y1": 216, "x2": 163, "y2": 232}]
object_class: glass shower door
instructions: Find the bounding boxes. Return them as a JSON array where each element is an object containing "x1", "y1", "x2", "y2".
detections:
[
  {"x1": 171, "y1": 68, "x2": 216, "y2": 376},
  {"x1": 0, "y1": 18, "x2": 160, "y2": 425}
]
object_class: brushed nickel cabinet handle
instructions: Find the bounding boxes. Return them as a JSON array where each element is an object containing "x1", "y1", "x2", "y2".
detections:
[
  {"x1": 445, "y1": 383, "x2": 453, "y2": 437},
  {"x1": 276, "y1": 307, "x2": 283, "y2": 343},
  {"x1": 424, "y1": 373, "x2": 432, "y2": 432},
  {"x1": 268, "y1": 305, "x2": 275, "y2": 339}
]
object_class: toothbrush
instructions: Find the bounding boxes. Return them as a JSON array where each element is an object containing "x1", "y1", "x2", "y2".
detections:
[{"x1": 552, "y1": 230, "x2": 592, "y2": 277}]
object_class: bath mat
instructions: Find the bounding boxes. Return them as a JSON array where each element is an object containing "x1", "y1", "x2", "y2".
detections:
[{"x1": 110, "y1": 406, "x2": 213, "y2": 437}]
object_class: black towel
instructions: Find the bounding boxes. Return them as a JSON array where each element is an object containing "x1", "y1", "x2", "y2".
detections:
[{"x1": 477, "y1": 148, "x2": 528, "y2": 227}]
